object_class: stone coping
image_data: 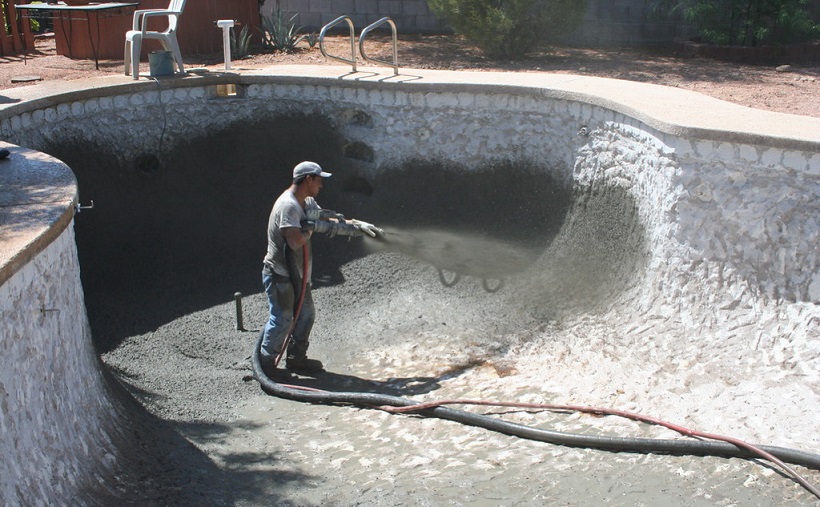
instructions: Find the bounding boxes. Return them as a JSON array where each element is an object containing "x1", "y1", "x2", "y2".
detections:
[
  {"x1": 0, "y1": 65, "x2": 818, "y2": 151},
  {"x1": 0, "y1": 142, "x2": 77, "y2": 286}
]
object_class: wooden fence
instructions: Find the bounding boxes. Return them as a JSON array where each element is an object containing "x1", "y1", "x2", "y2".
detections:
[
  {"x1": 3, "y1": 0, "x2": 259, "y2": 60},
  {"x1": 1, "y1": 0, "x2": 33, "y2": 57}
]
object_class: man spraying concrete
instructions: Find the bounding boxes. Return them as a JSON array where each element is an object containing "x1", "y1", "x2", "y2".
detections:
[{"x1": 259, "y1": 161, "x2": 383, "y2": 376}]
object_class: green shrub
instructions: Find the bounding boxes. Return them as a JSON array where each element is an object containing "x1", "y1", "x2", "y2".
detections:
[
  {"x1": 652, "y1": 0, "x2": 820, "y2": 46},
  {"x1": 425, "y1": 0, "x2": 586, "y2": 60}
]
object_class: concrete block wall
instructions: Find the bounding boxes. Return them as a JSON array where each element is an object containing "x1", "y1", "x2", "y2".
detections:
[
  {"x1": 563, "y1": 0, "x2": 693, "y2": 46},
  {"x1": 261, "y1": 0, "x2": 692, "y2": 45},
  {"x1": 262, "y1": 0, "x2": 449, "y2": 34}
]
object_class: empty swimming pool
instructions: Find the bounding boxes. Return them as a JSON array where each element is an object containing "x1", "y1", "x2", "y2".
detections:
[{"x1": 1, "y1": 67, "x2": 818, "y2": 505}]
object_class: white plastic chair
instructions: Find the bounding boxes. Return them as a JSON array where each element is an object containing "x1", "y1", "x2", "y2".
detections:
[{"x1": 124, "y1": 0, "x2": 187, "y2": 79}]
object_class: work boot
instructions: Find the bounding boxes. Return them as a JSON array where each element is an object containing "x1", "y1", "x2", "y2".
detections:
[
  {"x1": 258, "y1": 357, "x2": 294, "y2": 382},
  {"x1": 258, "y1": 355, "x2": 278, "y2": 379},
  {"x1": 286, "y1": 355, "x2": 324, "y2": 375}
]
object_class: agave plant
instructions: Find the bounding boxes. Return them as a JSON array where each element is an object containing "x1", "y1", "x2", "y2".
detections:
[
  {"x1": 260, "y1": 8, "x2": 311, "y2": 53},
  {"x1": 230, "y1": 25, "x2": 253, "y2": 59}
]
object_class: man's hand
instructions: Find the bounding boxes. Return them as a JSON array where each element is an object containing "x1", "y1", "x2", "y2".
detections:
[{"x1": 351, "y1": 219, "x2": 384, "y2": 238}]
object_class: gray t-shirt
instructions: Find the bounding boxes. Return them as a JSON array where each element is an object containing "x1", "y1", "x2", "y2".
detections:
[{"x1": 263, "y1": 190, "x2": 320, "y2": 280}]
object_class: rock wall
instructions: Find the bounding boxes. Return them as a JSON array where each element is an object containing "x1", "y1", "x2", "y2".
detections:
[
  {"x1": 0, "y1": 182, "x2": 120, "y2": 504},
  {"x1": 3, "y1": 78, "x2": 818, "y2": 313}
]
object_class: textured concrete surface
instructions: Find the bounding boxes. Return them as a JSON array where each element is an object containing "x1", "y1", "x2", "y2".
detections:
[{"x1": 0, "y1": 150, "x2": 117, "y2": 505}]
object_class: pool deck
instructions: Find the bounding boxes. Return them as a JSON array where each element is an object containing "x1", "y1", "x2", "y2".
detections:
[{"x1": 0, "y1": 142, "x2": 77, "y2": 286}]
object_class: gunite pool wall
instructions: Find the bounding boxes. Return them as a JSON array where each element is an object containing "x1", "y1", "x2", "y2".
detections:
[
  {"x1": 0, "y1": 68, "x2": 818, "y2": 505},
  {"x1": 0, "y1": 145, "x2": 131, "y2": 504}
]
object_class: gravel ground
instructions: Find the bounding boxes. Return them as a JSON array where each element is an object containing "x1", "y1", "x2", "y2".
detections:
[{"x1": 99, "y1": 228, "x2": 820, "y2": 506}]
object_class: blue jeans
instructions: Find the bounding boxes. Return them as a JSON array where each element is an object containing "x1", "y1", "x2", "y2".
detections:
[{"x1": 260, "y1": 270, "x2": 315, "y2": 363}]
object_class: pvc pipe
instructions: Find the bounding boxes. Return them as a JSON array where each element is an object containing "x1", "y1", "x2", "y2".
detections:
[
  {"x1": 234, "y1": 292, "x2": 243, "y2": 330},
  {"x1": 216, "y1": 20, "x2": 235, "y2": 70}
]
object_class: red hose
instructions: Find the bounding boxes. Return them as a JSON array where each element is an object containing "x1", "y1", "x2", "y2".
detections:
[
  {"x1": 256, "y1": 378, "x2": 819, "y2": 498},
  {"x1": 379, "y1": 398, "x2": 820, "y2": 499},
  {"x1": 273, "y1": 243, "x2": 309, "y2": 368},
  {"x1": 257, "y1": 241, "x2": 819, "y2": 500}
]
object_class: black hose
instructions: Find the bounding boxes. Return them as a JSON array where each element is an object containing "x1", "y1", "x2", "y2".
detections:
[{"x1": 251, "y1": 334, "x2": 820, "y2": 470}]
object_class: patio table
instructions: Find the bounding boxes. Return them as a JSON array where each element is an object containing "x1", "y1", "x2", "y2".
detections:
[{"x1": 15, "y1": 2, "x2": 139, "y2": 69}]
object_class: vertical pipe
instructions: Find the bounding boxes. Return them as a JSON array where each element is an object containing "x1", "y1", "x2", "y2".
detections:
[
  {"x1": 234, "y1": 291, "x2": 244, "y2": 330},
  {"x1": 222, "y1": 25, "x2": 231, "y2": 70},
  {"x1": 217, "y1": 20, "x2": 234, "y2": 70}
]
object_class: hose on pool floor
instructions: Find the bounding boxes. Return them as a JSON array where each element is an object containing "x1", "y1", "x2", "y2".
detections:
[
  {"x1": 256, "y1": 238, "x2": 818, "y2": 497},
  {"x1": 251, "y1": 334, "x2": 820, "y2": 499}
]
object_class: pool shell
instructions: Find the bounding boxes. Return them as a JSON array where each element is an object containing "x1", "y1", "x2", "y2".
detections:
[{"x1": 0, "y1": 66, "x2": 818, "y2": 504}]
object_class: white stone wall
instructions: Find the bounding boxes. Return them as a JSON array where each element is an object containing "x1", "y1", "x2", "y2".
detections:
[
  {"x1": 672, "y1": 139, "x2": 819, "y2": 304},
  {"x1": 0, "y1": 225, "x2": 119, "y2": 505},
  {"x1": 3, "y1": 82, "x2": 818, "y2": 323}
]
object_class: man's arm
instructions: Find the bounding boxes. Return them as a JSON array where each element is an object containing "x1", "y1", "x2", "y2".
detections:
[
  {"x1": 283, "y1": 226, "x2": 311, "y2": 250},
  {"x1": 304, "y1": 208, "x2": 384, "y2": 238}
]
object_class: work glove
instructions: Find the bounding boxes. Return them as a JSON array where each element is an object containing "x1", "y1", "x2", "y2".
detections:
[
  {"x1": 351, "y1": 219, "x2": 384, "y2": 238},
  {"x1": 302, "y1": 219, "x2": 383, "y2": 238}
]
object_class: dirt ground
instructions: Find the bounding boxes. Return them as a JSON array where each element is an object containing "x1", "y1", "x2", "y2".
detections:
[{"x1": 1, "y1": 34, "x2": 819, "y2": 117}]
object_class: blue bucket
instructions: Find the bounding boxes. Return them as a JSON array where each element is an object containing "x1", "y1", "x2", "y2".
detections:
[{"x1": 148, "y1": 50, "x2": 174, "y2": 77}]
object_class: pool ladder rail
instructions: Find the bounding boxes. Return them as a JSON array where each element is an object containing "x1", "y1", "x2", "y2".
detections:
[{"x1": 319, "y1": 15, "x2": 399, "y2": 75}]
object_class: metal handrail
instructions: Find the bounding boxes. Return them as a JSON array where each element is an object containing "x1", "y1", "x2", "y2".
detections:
[
  {"x1": 319, "y1": 15, "x2": 356, "y2": 72},
  {"x1": 359, "y1": 17, "x2": 398, "y2": 75}
]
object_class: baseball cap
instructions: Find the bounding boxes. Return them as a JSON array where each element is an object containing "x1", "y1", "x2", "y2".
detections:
[{"x1": 293, "y1": 161, "x2": 332, "y2": 178}]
